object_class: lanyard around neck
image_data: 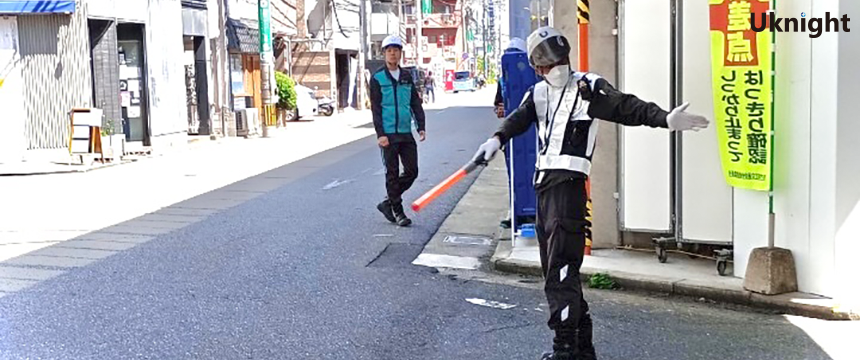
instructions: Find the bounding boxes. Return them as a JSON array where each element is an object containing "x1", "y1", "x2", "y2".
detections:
[{"x1": 540, "y1": 77, "x2": 576, "y2": 155}]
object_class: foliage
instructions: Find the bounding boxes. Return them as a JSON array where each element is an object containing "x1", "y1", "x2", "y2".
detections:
[
  {"x1": 275, "y1": 71, "x2": 297, "y2": 110},
  {"x1": 100, "y1": 118, "x2": 117, "y2": 136},
  {"x1": 588, "y1": 273, "x2": 617, "y2": 290}
]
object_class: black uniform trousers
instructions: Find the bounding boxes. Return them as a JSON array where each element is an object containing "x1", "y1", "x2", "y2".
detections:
[
  {"x1": 380, "y1": 140, "x2": 418, "y2": 213},
  {"x1": 536, "y1": 177, "x2": 594, "y2": 356}
]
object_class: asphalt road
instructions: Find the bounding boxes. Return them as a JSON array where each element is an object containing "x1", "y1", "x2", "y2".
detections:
[{"x1": 0, "y1": 92, "x2": 838, "y2": 359}]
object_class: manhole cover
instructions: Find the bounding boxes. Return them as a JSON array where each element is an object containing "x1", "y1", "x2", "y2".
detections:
[{"x1": 442, "y1": 235, "x2": 492, "y2": 246}]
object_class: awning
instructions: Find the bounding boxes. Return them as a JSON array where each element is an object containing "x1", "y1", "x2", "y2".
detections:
[
  {"x1": 226, "y1": 19, "x2": 259, "y2": 54},
  {"x1": 0, "y1": 0, "x2": 76, "y2": 14}
]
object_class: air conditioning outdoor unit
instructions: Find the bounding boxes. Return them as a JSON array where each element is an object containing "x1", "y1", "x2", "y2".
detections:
[{"x1": 234, "y1": 108, "x2": 261, "y2": 137}]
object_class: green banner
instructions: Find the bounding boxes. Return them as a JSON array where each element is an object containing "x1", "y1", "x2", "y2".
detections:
[
  {"x1": 422, "y1": 0, "x2": 432, "y2": 14},
  {"x1": 259, "y1": 0, "x2": 273, "y2": 55}
]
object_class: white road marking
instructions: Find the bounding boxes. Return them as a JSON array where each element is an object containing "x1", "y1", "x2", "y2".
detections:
[
  {"x1": 466, "y1": 298, "x2": 518, "y2": 310},
  {"x1": 412, "y1": 253, "x2": 480, "y2": 270}
]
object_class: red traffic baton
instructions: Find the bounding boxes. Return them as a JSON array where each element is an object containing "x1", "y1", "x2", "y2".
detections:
[{"x1": 412, "y1": 159, "x2": 485, "y2": 212}]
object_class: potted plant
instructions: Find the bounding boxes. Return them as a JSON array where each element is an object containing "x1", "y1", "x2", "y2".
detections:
[
  {"x1": 275, "y1": 71, "x2": 298, "y2": 124},
  {"x1": 100, "y1": 118, "x2": 124, "y2": 161}
]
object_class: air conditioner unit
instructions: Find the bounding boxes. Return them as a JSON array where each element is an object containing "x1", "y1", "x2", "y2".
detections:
[
  {"x1": 235, "y1": 109, "x2": 249, "y2": 137},
  {"x1": 234, "y1": 108, "x2": 261, "y2": 137}
]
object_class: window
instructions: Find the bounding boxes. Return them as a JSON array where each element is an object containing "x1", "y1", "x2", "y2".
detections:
[
  {"x1": 429, "y1": 35, "x2": 437, "y2": 44},
  {"x1": 230, "y1": 54, "x2": 244, "y2": 94}
]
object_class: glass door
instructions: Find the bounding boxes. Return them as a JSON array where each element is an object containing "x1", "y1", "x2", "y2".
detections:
[{"x1": 118, "y1": 39, "x2": 145, "y2": 142}]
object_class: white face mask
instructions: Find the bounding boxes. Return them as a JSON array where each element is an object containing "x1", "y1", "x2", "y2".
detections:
[{"x1": 544, "y1": 64, "x2": 570, "y2": 87}]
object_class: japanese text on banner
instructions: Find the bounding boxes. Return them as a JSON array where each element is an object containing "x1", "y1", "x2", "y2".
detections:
[{"x1": 709, "y1": 0, "x2": 773, "y2": 191}]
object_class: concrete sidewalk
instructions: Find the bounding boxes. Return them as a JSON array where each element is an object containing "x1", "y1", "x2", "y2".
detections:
[
  {"x1": 415, "y1": 149, "x2": 857, "y2": 320},
  {"x1": 0, "y1": 112, "x2": 377, "y2": 264},
  {"x1": 0, "y1": 110, "x2": 373, "y2": 176}
]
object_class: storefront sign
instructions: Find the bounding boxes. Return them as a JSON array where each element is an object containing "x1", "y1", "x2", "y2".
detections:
[
  {"x1": 0, "y1": 0, "x2": 75, "y2": 14},
  {"x1": 709, "y1": 0, "x2": 774, "y2": 191}
]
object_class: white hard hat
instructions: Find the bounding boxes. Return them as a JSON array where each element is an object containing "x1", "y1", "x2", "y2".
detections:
[
  {"x1": 526, "y1": 26, "x2": 571, "y2": 67},
  {"x1": 382, "y1": 35, "x2": 403, "y2": 50},
  {"x1": 505, "y1": 38, "x2": 527, "y2": 52}
]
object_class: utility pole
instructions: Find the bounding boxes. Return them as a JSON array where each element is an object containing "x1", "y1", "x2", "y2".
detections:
[
  {"x1": 359, "y1": 0, "x2": 367, "y2": 109},
  {"x1": 482, "y1": 0, "x2": 487, "y2": 78},
  {"x1": 415, "y1": 0, "x2": 423, "y2": 67},
  {"x1": 259, "y1": 0, "x2": 275, "y2": 137},
  {"x1": 216, "y1": 0, "x2": 228, "y2": 138}
]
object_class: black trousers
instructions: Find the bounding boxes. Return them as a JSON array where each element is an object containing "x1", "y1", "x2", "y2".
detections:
[
  {"x1": 380, "y1": 141, "x2": 418, "y2": 213},
  {"x1": 536, "y1": 178, "x2": 594, "y2": 355}
]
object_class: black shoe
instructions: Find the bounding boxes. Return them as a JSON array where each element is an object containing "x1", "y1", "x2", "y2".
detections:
[
  {"x1": 500, "y1": 219, "x2": 511, "y2": 229},
  {"x1": 377, "y1": 201, "x2": 396, "y2": 223},
  {"x1": 395, "y1": 212, "x2": 412, "y2": 227}
]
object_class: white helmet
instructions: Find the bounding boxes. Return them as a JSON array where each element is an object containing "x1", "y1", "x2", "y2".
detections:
[
  {"x1": 505, "y1": 37, "x2": 527, "y2": 53},
  {"x1": 382, "y1": 35, "x2": 403, "y2": 50},
  {"x1": 526, "y1": 26, "x2": 571, "y2": 67}
]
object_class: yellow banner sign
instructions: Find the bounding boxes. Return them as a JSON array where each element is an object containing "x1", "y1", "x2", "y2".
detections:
[{"x1": 709, "y1": 0, "x2": 773, "y2": 191}]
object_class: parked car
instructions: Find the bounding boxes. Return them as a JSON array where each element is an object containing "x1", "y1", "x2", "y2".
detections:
[
  {"x1": 453, "y1": 71, "x2": 475, "y2": 93},
  {"x1": 402, "y1": 66, "x2": 427, "y2": 98}
]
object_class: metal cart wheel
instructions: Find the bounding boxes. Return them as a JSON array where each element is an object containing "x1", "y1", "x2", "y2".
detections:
[
  {"x1": 717, "y1": 260, "x2": 728, "y2": 276},
  {"x1": 657, "y1": 247, "x2": 668, "y2": 263}
]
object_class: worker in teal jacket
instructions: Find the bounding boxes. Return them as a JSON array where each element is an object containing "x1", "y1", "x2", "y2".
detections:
[{"x1": 370, "y1": 35, "x2": 426, "y2": 227}]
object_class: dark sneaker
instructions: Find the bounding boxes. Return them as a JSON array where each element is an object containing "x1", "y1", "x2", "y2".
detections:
[
  {"x1": 500, "y1": 219, "x2": 511, "y2": 229},
  {"x1": 377, "y1": 201, "x2": 396, "y2": 223},
  {"x1": 395, "y1": 213, "x2": 412, "y2": 227}
]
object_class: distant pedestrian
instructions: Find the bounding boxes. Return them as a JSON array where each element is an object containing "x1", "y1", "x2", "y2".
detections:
[
  {"x1": 424, "y1": 71, "x2": 436, "y2": 103},
  {"x1": 370, "y1": 35, "x2": 427, "y2": 227}
]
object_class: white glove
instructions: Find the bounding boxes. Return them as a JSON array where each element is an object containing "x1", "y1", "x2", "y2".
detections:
[
  {"x1": 473, "y1": 137, "x2": 502, "y2": 163},
  {"x1": 667, "y1": 103, "x2": 710, "y2": 131}
]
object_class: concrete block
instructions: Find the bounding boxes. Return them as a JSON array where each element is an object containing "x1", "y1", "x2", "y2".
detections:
[
  {"x1": 31, "y1": 247, "x2": 117, "y2": 260},
  {"x1": 59, "y1": 240, "x2": 139, "y2": 251},
  {"x1": 0, "y1": 266, "x2": 65, "y2": 281},
  {"x1": 74, "y1": 232, "x2": 154, "y2": 243},
  {"x1": 3, "y1": 255, "x2": 95, "y2": 268},
  {"x1": 743, "y1": 247, "x2": 798, "y2": 295},
  {"x1": 0, "y1": 278, "x2": 38, "y2": 292}
]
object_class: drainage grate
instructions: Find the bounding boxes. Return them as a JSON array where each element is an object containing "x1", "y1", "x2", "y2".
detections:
[{"x1": 442, "y1": 235, "x2": 492, "y2": 246}]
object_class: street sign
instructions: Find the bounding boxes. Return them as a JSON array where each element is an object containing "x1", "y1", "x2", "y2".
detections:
[{"x1": 259, "y1": 0, "x2": 272, "y2": 55}]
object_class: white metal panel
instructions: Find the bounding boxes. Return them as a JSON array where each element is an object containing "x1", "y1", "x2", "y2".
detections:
[
  {"x1": 835, "y1": 0, "x2": 860, "y2": 305},
  {"x1": 732, "y1": 191, "x2": 769, "y2": 279},
  {"x1": 618, "y1": 0, "x2": 671, "y2": 232},
  {"x1": 808, "y1": 0, "x2": 840, "y2": 297},
  {"x1": 0, "y1": 17, "x2": 25, "y2": 162},
  {"x1": 86, "y1": 0, "x2": 148, "y2": 23},
  {"x1": 771, "y1": 0, "x2": 814, "y2": 288},
  {"x1": 18, "y1": 13, "x2": 93, "y2": 150},
  {"x1": 370, "y1": 13, "x2": 399, "y2": 37},
  {"x1": 679, "y1": 0, "x2": 733, "y2": 243},
  {"x1": 147, "y1": 0, "x2": 189, "y2": 137}
]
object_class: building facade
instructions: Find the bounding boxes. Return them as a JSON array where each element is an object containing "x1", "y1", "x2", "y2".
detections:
[
  {"x1": 0, "y1": 0, "x2": 196, "y2": 162},
  {"x1": 0, "y1": 1, "x2": 91, "y2": 162},
  {"x1": 290, "y1": 0, "x2": 360, "y2": 110}
]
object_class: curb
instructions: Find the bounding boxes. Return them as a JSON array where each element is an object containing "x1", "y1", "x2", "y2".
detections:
[
  {"x1": 490, "y1": 241, "x2": 856, "y2": 321},
  {"x1": 0, "y1": 160, "x2": 132, "y2": 177}
]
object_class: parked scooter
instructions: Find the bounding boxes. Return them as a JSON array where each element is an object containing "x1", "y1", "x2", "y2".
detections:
[
  {"x1": 316, "y1": 95, "x2": 335, "y2": 117},
  {"x1": 313, "y1": 86, "x2": 335, "y2": 117}
]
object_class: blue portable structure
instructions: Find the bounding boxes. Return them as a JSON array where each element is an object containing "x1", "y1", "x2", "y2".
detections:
[{"x1": 501, "y1": 51, "x2": 540, "y2": 234}]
